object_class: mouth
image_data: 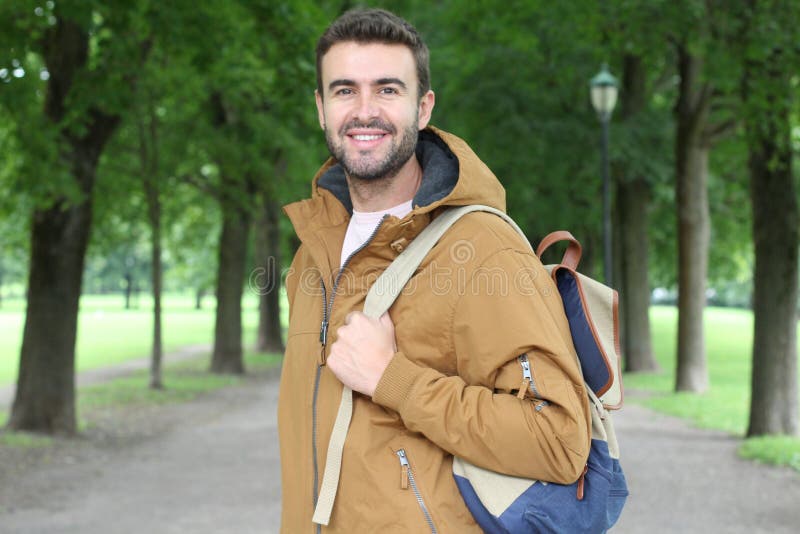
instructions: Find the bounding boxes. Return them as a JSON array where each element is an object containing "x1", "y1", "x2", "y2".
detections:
[{"x1": 346, "y1": 129, "x2": 389, "y2": 148}]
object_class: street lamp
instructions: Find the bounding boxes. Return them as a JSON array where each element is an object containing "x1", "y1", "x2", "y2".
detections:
[{"x1": 590, "y1": 64, "x2": 619, "y2": 287}]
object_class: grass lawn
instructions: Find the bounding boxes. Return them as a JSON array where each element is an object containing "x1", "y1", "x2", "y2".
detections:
[
  {"x1": 0, "y1": 292, "x2": 274, "y2": 387},
  {"x1": 624, "y1": 305, "x2": 800, "y2": 471}
]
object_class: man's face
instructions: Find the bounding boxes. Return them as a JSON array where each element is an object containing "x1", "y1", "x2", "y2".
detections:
[{"x1": 315, "y1": 41, "x2": 434, "y2": 182}]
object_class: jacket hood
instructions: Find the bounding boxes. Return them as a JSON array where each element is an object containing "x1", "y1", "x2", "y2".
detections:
[{"x1": 310, "y1": 126, "x2": 506, "y2": 217}]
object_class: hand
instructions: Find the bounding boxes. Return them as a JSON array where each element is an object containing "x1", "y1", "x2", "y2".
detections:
[{"x1": 327, "y1": 311, "x2": 397, "y2": 397}]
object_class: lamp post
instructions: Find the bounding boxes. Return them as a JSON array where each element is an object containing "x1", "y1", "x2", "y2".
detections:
[{"x1": 590, "y1": 64, "x2": 619, "y2": 287}]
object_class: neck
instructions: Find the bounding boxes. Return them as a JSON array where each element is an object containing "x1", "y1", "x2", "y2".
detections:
[{"x1": 348, "y1": 157, "x2": 422, "y2": 212}]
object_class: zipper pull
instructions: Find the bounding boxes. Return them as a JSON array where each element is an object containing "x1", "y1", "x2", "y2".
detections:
[
  {"x1": 318, "y1": 320, "x2": 330, "y2": 365},
  {"x1": 518, "y1": 355, "x2": 533, "y2": 399},
  {"x1": 396, "y1": 449, "x2": 409, "y2": 490},
  {"x1": 319, "y1": 320, "x2": 329, "y2": 346},
  {"x1": 576, "y1": 464, "x2": 589, "y2": 500}
]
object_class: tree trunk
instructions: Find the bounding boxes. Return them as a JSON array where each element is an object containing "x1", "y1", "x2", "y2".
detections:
[
  {"x1": 195, "y1": 289, "x2": 205, "y2": 310},
  {"x1": 744, "y1": 50, "x2": 799, "y2": 437},
  {"x1": 140, "y1": 109, "x2": 163, "y2": 390},
  {"x1": 674, "y1": 46, "x2": 711, "y2": 393},
  {"x1": 147, "y1": 190, "x2": 163, "y2": 390},
  {"x1": 8, "y1": 19, "x2": 120, "y2": 435},
  {"x1": 123, "y1": 272, "x2": 133, "y2": 310},
  {"x1": 618, "y1": 179, "x2": 657, "y2": 372},
  {"x1": 616, "y1": 54, "x2": 657, "y2": 373},
  {"x1": 9, "y1": 200, "x2": 88, "y2": 433},
  {"x1": 255, "y1": 195, "x2": 285, "y2": 353},
  {"x1": 210, "y1": 195, "x2": 251, "y2": 374}
]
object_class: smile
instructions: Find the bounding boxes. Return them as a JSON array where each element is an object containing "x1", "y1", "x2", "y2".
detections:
[{"x1": 351, "y1": 134, "x2": 385, "y2": 141}]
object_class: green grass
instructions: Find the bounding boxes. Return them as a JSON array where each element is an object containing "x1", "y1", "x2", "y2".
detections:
[
  {"x1": 0, "y1": 430, "x2": 53, "y2": 448},
  {"x1": 0, "y1": 292, "x2": 278, "y2": 386},
  {"x1": 78, "y1": 350, "x2": 281, "y2": 410},
  {"x1": 740, "y1": 436, "x2": 800, "y2": 471},
  {"x1": 625, "y1": 305, "x2": 800, "y2": 471}
]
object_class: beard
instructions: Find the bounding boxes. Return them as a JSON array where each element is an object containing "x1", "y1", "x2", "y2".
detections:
[{"x1": 325, "y1": 117, "x2": 419, "y2": 182}]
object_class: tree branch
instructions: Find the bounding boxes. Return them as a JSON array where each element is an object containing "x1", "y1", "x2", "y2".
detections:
[
  {"x1": 180, "y1": 174, "x2": 220, "y2": 200},
  {"x1": 703, "y1": 118, "x2": 738, "y2": 145}
]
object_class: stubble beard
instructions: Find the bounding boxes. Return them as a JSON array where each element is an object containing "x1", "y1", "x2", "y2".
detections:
[{"x1": 325, "y1": 117, "x2": 419, "y2": 183}]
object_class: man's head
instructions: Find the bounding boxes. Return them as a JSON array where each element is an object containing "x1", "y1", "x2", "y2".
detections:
[
  {"x1": 315, "y1": 8, "x2": 430, "y2": 101},
  {"x1": 314, "y1": 9, "x2": 435, "y2": 184}
]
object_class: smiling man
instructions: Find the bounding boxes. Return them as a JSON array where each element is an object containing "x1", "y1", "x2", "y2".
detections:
[{"x1": 279, "y1": 8, "x2": 591, "y2": 533}]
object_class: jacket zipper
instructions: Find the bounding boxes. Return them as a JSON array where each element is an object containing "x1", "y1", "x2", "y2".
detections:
[
  {"x1": 312, "y1": 280, "x2": 327, "y2": 534},
  {"x1": 517, "y1": 354, "x2": 540, "y2": 399},
  {"x1": 317, "y1": 214, "x2": 389, "y2": 360},
  {"x1": 310, "y1": 215, "x2": 389, "y2": 530},
  {"x1": 519, "y1": 355, "x2": 549, "y2": 411},
  {"x1": 396, "y1": 449, "x2": 438, "y2": 533}
]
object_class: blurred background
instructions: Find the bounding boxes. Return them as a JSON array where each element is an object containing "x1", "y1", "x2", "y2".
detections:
[{"x1": 0, "y1": 0, "x2": 797, "y2": 493}]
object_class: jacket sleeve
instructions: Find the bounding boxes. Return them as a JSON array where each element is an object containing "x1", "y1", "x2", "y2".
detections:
[{"x1": 371, "y1": 247, "x2": 591, "y2": 484}]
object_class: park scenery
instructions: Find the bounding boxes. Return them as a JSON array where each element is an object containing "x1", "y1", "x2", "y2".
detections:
[{"x1": 1, "y1": 1, "x2": 799, "y2": 533}]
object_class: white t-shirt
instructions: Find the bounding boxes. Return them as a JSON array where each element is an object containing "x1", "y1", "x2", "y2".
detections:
[{"x1": 340, "y1": 200, "x2": 413, "y2": 267}]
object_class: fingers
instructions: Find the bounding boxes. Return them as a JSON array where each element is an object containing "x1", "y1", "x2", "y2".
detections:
[
  {"x1": 378, "y1": 311, "x2": 394, "y2": 330},
  {"x1": 339, "y1": 310, "x2": 394, "y2": 337},
  {"x1": 378, "y1": 312, "x2": 397, "y2": 352}
]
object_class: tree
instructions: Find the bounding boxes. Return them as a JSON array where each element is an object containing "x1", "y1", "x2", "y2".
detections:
[
  {"x1": 671, "y1": 5, "x2": 737, "y2": 393},
  {"x1": 138, "y1": 101, "x2": 165, "y2": 389},
  {"x1": 195, "y1": 0, "x2": 326, "y2": 371},
  {"x1": 673, "y1": 41, "x2": 712, "y2": 393},
  {"x1": 740, "y1": 0, "x2": 799, "y2": 436},
  {"x1": 614, "y1": 53, "x2": 659, "y2": 372},
  {"x1": 599, "y1": 0, "x2": 678, "y2": 373},
  {"x1": 1, "y1": 2, "x2": 153, "y2": 434},
  {"x1": 254, "y1": 174, "x2": 286, "y2": 354}
]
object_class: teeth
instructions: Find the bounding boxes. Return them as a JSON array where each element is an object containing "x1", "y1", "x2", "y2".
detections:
[{"x1": 353, "y1": 134, "x2": 382, "y2": 141}]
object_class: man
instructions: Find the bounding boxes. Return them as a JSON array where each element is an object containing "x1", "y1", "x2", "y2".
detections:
[{"x1": 279, "y1": 8, "x2": 590, "y2": 532}]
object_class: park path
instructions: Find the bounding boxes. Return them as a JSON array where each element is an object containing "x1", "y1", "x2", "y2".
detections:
[{"x1": 1, "y1": 351, "x2": 799, "y2": 533}]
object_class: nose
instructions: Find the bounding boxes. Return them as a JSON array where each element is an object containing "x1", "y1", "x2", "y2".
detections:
[{"x1": 353, "y1": 91, "x2": 379, "y2": 122}]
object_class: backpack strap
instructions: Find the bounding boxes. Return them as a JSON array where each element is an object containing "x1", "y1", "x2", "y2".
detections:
[
  {"x1": 535, "y1": 230, "x2": 582, "y2": 270},
  {"x1": 312, "y1": 204, "x2": 529, "y2": 526}
]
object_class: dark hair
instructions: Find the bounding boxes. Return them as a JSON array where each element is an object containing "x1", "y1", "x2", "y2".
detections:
[{"x1": 316, "y1": 8, "x2": 431, "y2": 100}]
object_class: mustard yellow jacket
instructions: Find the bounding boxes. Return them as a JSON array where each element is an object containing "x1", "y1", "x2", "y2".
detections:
[{"x1": 279, "y1": 127, "x2": 591, "y2": 533}]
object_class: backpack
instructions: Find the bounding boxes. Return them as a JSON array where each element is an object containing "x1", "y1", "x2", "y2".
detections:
[{"x1": 313, "y1": 205, "x2": 628, "y2": 533}]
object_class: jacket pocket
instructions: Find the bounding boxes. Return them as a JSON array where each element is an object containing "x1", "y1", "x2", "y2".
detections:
[{"x1": 394, "y1": 448, "x2": 439, "y2": 534}]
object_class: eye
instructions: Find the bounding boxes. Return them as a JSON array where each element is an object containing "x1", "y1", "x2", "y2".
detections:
[
  {"x1": 334, "y1": 87, "x2": 354, "y2": 96},
  {"x1": 379, "y1": 87, "x2": 399, "y2": 95}
]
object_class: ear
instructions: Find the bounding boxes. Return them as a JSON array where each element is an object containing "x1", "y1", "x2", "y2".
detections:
[
  {"x1": 315, "y1": 89, "x2": 325, "y2": 130},
  {"x1": 417, "y1": 90, "x2": 435, "y2": 130}
]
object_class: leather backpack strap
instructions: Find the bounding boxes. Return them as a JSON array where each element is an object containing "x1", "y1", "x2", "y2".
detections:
[
  {"x1": 535, "y1": 230, "x2": 582, "y2": 270},
  {"x1": 312, "y1": 204, "x2": 530, "y2": 526}
]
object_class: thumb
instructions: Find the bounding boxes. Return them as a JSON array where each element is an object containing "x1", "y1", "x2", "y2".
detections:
[
  {"x1": 378, "y1": 311, "x2": 395, "y2": 331},
  {"x1": 379, "y1": 312, "x2": 397, "y2": 352}
]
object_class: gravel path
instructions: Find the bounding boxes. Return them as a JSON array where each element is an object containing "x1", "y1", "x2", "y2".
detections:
[
  {"x1": 1, "y1": 354, "x2": 798, "y2": 533},
  {"x1": 0, "y1": 366, "x2": 281, "y2": 534},
  {"x1": 613, "y1": 400, "x2": 800, "y2": 533}
]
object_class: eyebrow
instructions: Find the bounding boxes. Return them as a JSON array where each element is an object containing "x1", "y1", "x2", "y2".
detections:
[{"x1": 327, "y1": 78, "x2": 408, "y2": 92}]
